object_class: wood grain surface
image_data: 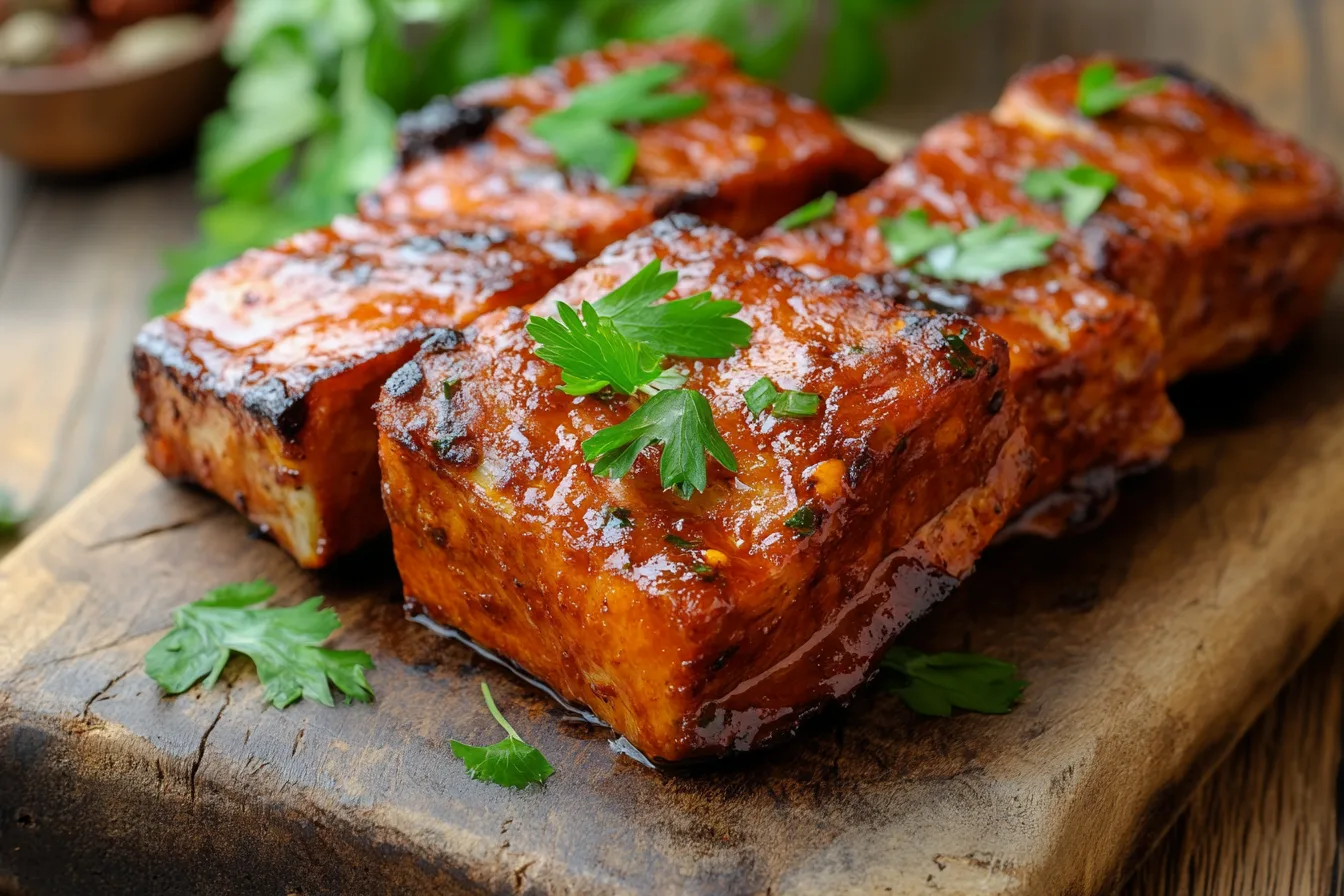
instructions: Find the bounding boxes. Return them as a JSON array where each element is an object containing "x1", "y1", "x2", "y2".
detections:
[
  {"x1": 3, "y1": 146, "x2": 1344, "y2": 892},
  {"x1": 4, "y1": 25, "x2": 1344, "y2": 885}
]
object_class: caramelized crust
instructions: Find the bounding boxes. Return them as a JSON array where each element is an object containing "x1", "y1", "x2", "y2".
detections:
[
  {"x1": 360, "y1": 37, "x2": 886, "y2": 255},
  {"x1": 376, "y1": 215, "x2": 1031, "y2": 761},
  {"x1": 994, "y1": 57, "x2": 1344, "y2": 377},
  {"x1": 132, "y1": 217, "x2": 582, "y2": 567},
  {"x1": 755, "y1": 152, "x2": 1182, "y2": 512}
]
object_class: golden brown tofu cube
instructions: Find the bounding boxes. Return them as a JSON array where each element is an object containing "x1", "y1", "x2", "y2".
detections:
[
  {"x1": 376, "y1": 215, "x2": 1032, "y2": 762},
  {"x1": 994, "y1": 57, "x2": 1344, "y2": 377},
  {"x1": 361, "y1": 37, "x2": 886, "y2": 256},
  {"x1": 756, "y1": 147, "x2": 1182, "y2": 518},
  {"x1": 133, "y1": 217, "x2": 582, "y2": 567}
]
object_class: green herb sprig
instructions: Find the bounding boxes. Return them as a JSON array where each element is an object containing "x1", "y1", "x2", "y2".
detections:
[
  {"x1": 881, "y1": 646, "x2": 1026, "y2": 716},
  {"x1": 530, "y1": 63, "x2": 706, "y2": 185},
  {"x1": 144, "y1": 580, "x2": 374, "y2": 709},
  {"x1": 526, "y1": 260, "x2": 745, "y2": 498},
  {"x1": 152, "y1": 0, "x2": 927, "y2": 314},
  {"x1": 743, "y1": 377, "x2": 821, "y2": 418},
  {"x1": 1075, "y1": 61, "x2": 1166, "y2": 118},
  {"x1": 451, "y1": 682, "x2": 555, "y2": 789},
  {"x1": 1021, "y1": 164, "x2": 1118, "y2": 226},
  {"x1": 878, "y1": 210, "x2": 1056, "y2": 284},
  {"x1": 774, "y1": 191, "x2": 837, "y2": 230},
  {"x1": 592, "y1": 259, "x2": 751, "y2": 358},
  {"x1": 583, "y1": 388, "x2": 738, "y2": 498}
]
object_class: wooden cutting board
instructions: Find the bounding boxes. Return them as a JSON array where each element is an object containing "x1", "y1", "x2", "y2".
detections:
[{"x1": 3, "y1": 134, "x2": 1344, "y2": 896}]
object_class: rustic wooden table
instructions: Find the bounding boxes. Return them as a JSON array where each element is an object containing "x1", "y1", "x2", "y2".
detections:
[{"x1": 0, "y1": 141, "x2": 1340, "y2": 893}]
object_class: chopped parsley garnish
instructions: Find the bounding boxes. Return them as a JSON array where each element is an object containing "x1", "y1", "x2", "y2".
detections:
[
  {"x1": 529, "y1": 63, "x2": 706, "y2": 186},
  {"x1": 450, "y1": 682, "x2": 555, "y2": 790},
  {"x1": 144, "y1": 580, "x2": 374, "y2": 709},
  {"x1": 593, "y1": 259, "x2": 751, "y2": 359},
  {"x1": 941, "y1": 328, "x2": 982, "y2": 379},
  {"x1": 879, "y1": 210, "x2": 1056, "y2": 284},
  {"x1": 1075, "y1": 62, "x2": 1166, "y2": 117},
  {"x1": 774, "y1": 390, "x2": 823, "y2": 417},
  {"x1": 527, "y1": 262, "x2": 746, "y2": 498},
  {"x1": 664, "y1": 533, "x2": 702, "y2": 550},
  {"x1": 441, "y1": 379, "x2": 458, "y2": 399},
  {"x1": 1021, "y1": 164, "x2": 1118, "y2": 227},
  {"x1": 602, "y1": 507, "x2": 635, "y2": 529},
  {"x1": 774, "y1": 191, "x2": 838, "y2": 230},
  {"x1": 583, "y1": 389, "x2": 738, "y2": 499},
  {"x1": 743, "y1": 377, "x2": 821, "y2": 418},
  {"x1": 784, "y1": 505, "x2": 820, "y2": 536},
  {"x1": 881, "y1": 646, "x2": 1026, "y2": 716},
  {"x1": 527, "y1": 301, "x2": 666, "y2": 396},
  {"x1": 691, "y1": 562, "x2": 717, "y2": 579}
]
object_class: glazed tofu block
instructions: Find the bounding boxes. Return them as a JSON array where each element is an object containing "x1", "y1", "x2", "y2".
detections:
[
  {"x1": 376, "y1": 215, "x2": 1033, "y2": 762},
  {"x1": 756, "y1": 151, "x2": 1182, "y2": 516},
  {"x1": 361, "y1": 37, "x2": 887, "y2": 256},
  {"x1": 133, "y1": 217, "x2": 582, "y2": 567},
  {"x1": 994, "y1": 57, "x2": 1344, "y2": 377}
]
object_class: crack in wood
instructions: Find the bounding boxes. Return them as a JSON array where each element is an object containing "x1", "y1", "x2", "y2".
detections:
[
  {"x1": 291, "y1": 727, "x2": 305, "y2": 758},
  {"x1": 189, "y1": 684, "x2": 232, "y2": 803},
  {"x1": 80, "y1": 664, "x2": 136, "y2": 718},
  {"x1": 512, "y1": 859, "x2": 535, "y2": 893},
  {"x1": 82, "y1": 507, "x2": 226, "y2": 551}
]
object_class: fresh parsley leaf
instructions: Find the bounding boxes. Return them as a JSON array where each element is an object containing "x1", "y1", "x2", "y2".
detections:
[
  {"x1": 879, "y1": 210, "x2": 1056, "y2": 284},
  {"x1": 583, "y1": 389, "x2": 737, "y2": 498},
  {"x1": 784, "y1": 505, "x2": 819, "y2": 536},
  {"x1": 1075, "y1": 61, "x2": 1166, "y2": 117},
  {"x1": 773, "y1": 390, "x2": 822, "y2": 418},
  {"x1": 743, "y1": 377, "x2": 820, "y2": 418},
  {"x1": 941, "y1": 328, "x2": 982, "y2": 379},
  {"x1": 526, "y1": 301, "x2": 666, "y2": 396},
  {"x1": 923, "y1": 218, "x2": 1056, "y2": 283},
  {"x1": 450, "y1": 682, "x2": 555, "y2": 790},
  {"x1": 530, "y1": 115, "x2": 639, "y2": 187},
  {"x1": 592, "y1": 259, "x2": 751, "y2": 359},
  {"x1": 664, "y1": 533, "x2": 702, "y2": 550},
  {"x1": 155, "y1": 2, "x2": 927, "y2": 313},
  {"x1": 877, "y1": 209, "x2": 955, "y2": 266},
  {"x1": 530, "y1": 62, "x2": 706, "y2": 185},
  {"x1": 881, "y1": 646, "x2": 1026, "y2": 716},
  {"x1": 144, "y1": 580, "x2": 374, "y2": 709},
  {"x1": 0, "y1": 487, "x2": 23, "y2": 540},
  {"x1": 743, "y1": 377, "x2": 780, "y2": 416},
  {"x1": 775, "y1": 191, "x2": 837, "y2": 230},
  {"x1": 602, "y1": 507, "x2": 635, "y2": 529},
  {"x1": 1021, "y1": 164, "x2": 1118, "y2": 227},
  {"x1": 646, "y1": 367, "x2": 689, "y2": 392}
]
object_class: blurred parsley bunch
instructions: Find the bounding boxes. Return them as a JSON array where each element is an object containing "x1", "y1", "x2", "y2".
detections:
[{"x1": 151, "y1": 0, "x2": 921, "y2": 314}]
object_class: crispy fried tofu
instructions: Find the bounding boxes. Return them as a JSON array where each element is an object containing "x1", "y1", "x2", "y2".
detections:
[
  {"x1": 133, "y1": 217, "x2": 582, "y2": 567},
  {"x1": 376, "y1": 215, "x2": 1032, "y2": 761},
  {"x1": 360, "y1": 37, "x2": 886, "y2": 255},
  {"x1": 756, "y1": 147, "x2": 1182, "y2": 514},
  {"x1": 994, "y1": 57, "x2": 1344, "y2": 377}
]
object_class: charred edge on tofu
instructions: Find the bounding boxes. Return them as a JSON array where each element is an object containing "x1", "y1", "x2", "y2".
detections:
[
  {"x1": 134, "y1": 325, "x2": 467, "y2": 445},
  {"x1": 396, "y1": 99, "x2": 505, "y2": 167}
]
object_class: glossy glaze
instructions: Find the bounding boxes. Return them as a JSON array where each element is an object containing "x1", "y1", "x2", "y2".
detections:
[
  {"x1": 994, "y1": 57, "x2": 1344, "y2": 376},
  {"x1": 132, "y1": 217, "x2": 583, "y2": 566},
  {"x1": 376, "y1": 215, "x2": 1032, "y2": 761},
  {"x1": 361, "y1": 37, "x2": 887, "y2": 255},
  {"x1": 756, "y1": 146, "x2": 1182, "y2": 511}
]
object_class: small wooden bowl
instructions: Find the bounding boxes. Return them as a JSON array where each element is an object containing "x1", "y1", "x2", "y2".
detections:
[{"x1": 0, "y1": 7, "x2": 231, "y2": 173}]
